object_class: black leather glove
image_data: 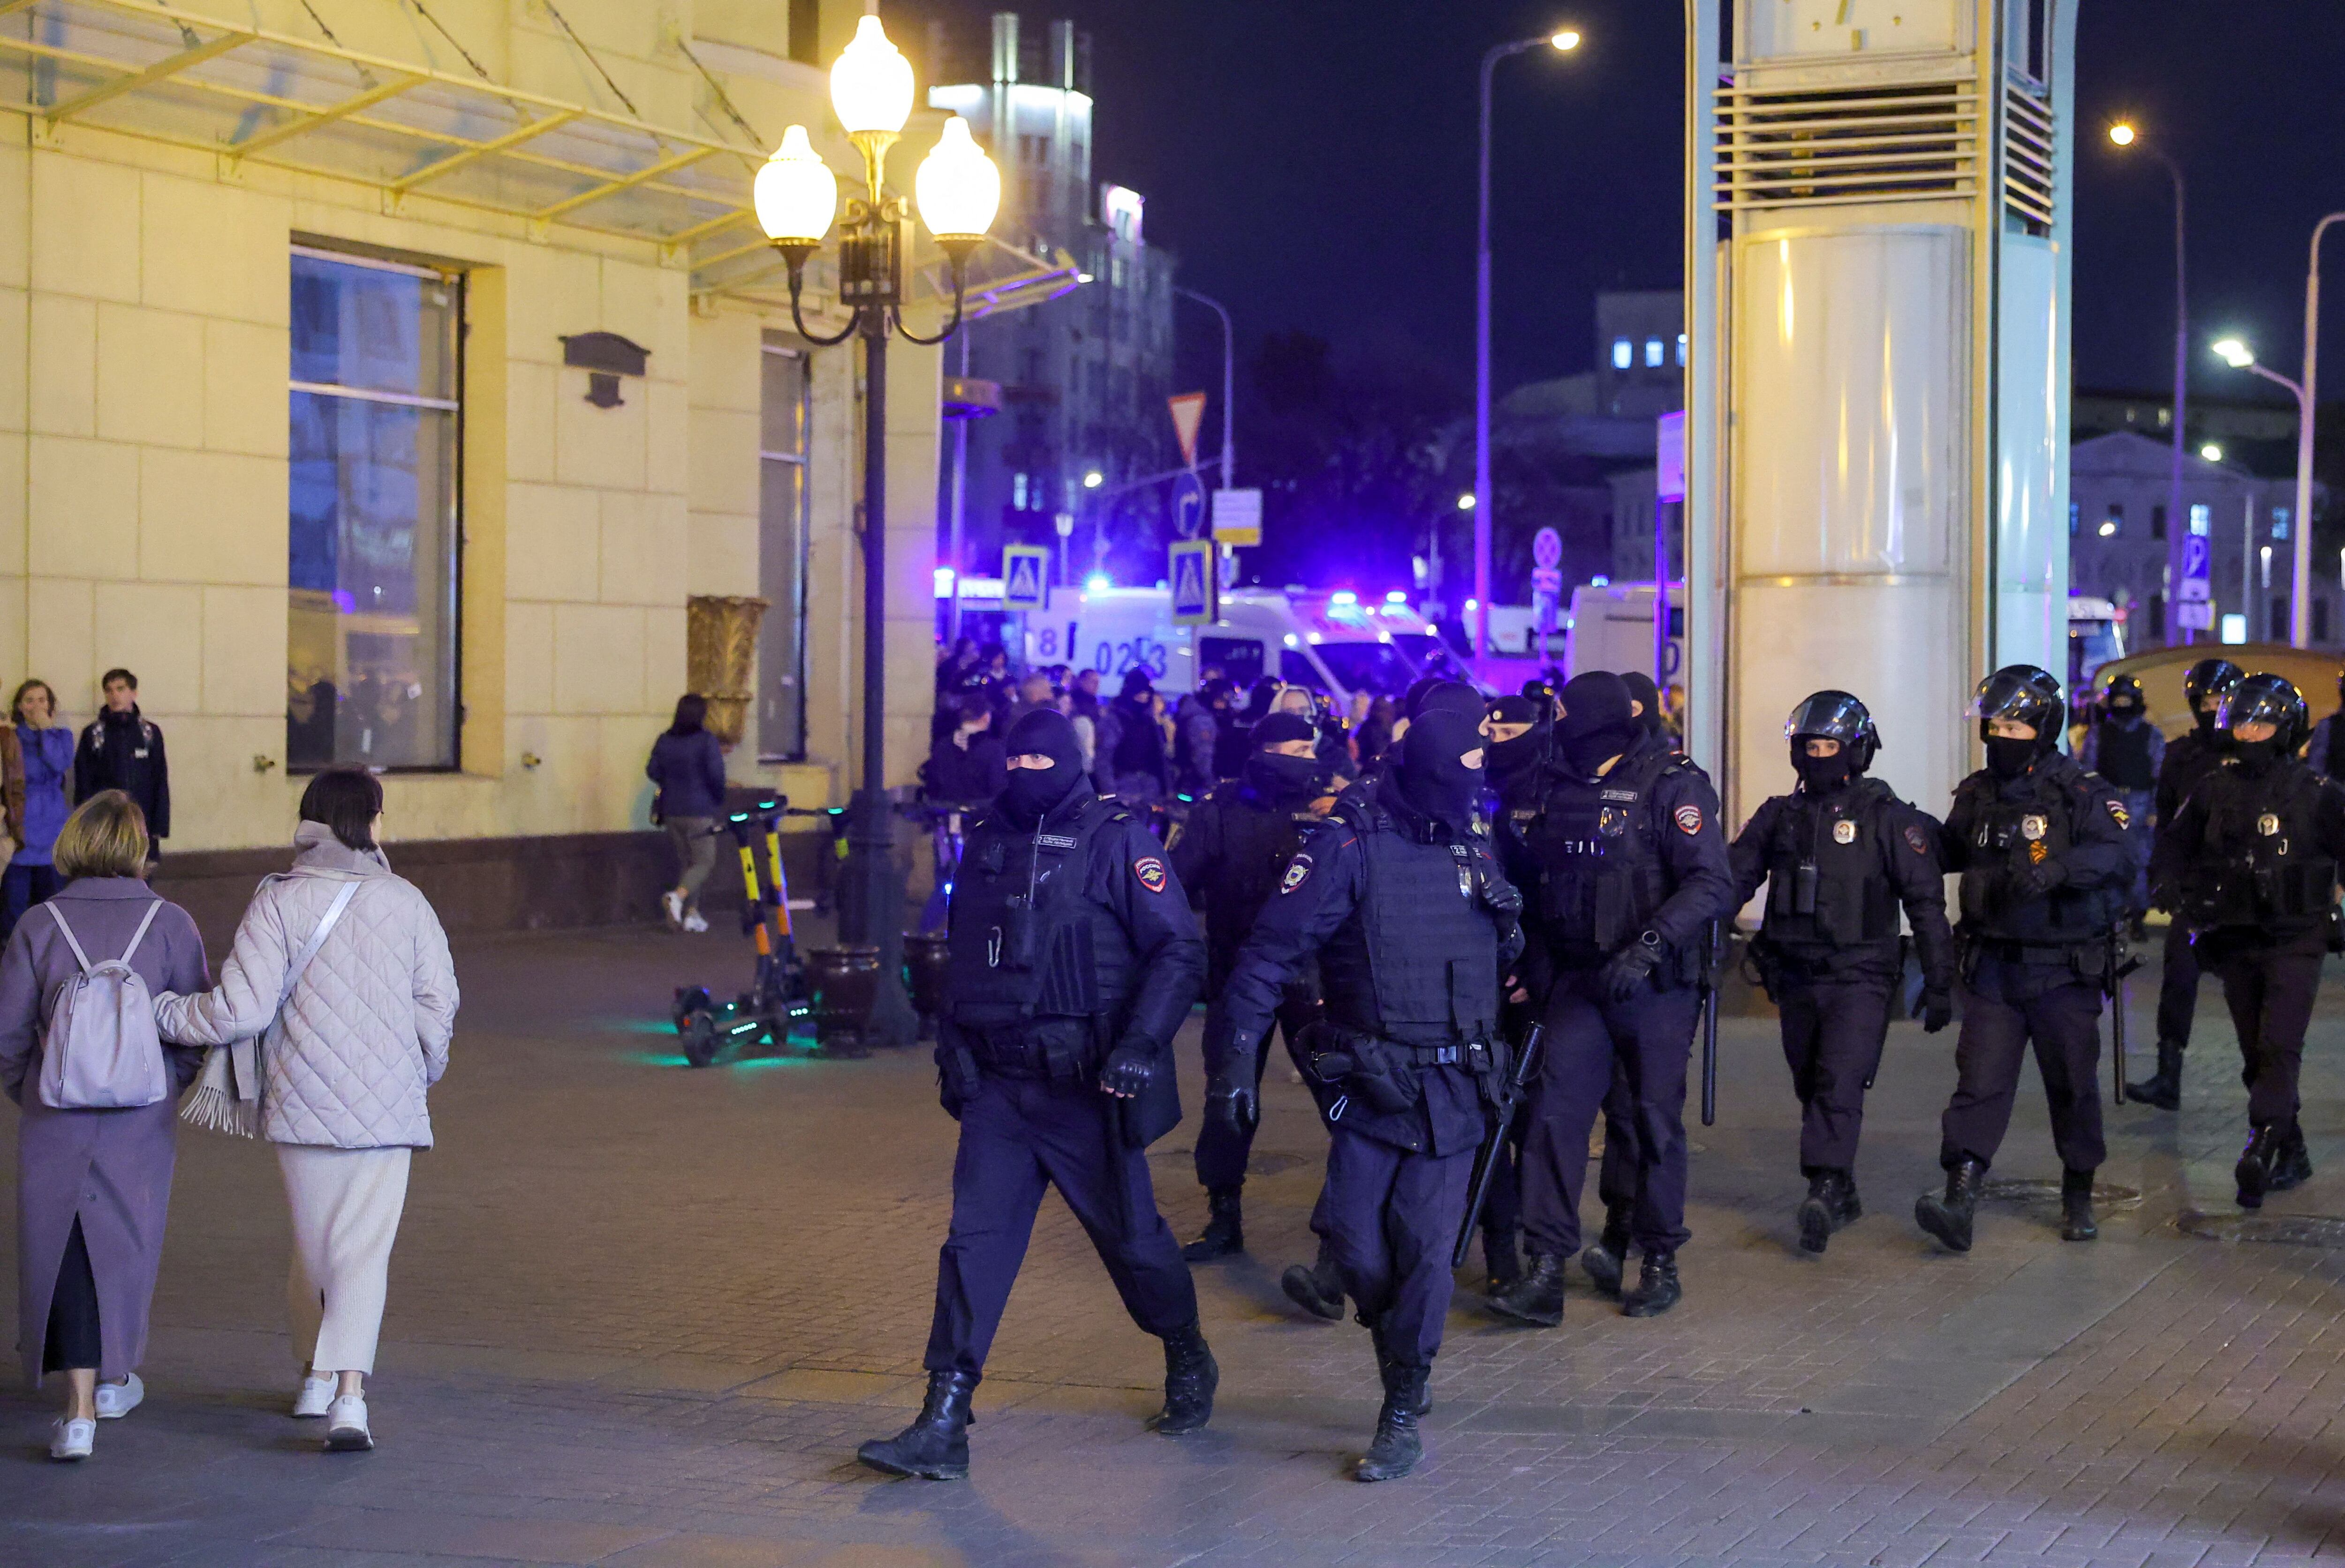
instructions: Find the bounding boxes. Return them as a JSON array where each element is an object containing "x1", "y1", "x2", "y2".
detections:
[
  {"x1": 1602, "y1": 934, "x2": 1663, "y2": 1002},
  {"x1": 1205, "y1": 1067, "x2": 1258, "y2": 1138},
  {"x1": 1921, "y1": 990, "x2": 1954, "y2": 1034},
  {"x1": 1099, "y1": 1041, "x2": 1158, "y2": 1100},
  {"x1": 2008, "y1": 855, "x2": 2068, "y2": 900}
]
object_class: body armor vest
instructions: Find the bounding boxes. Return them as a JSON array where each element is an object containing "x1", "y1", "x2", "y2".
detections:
[
  {"x1": 2183, "y1": 762, "x2": 2339, "y2": 932},
  {"x1": 2094, "y1": 719, "x2": 2157, "y2": 791},
  {"x1": 1316, "y1": 793, "x2": 1504, "y2": 1047},
  {"x1": 1527, "y1": 742, "x2": 1681, "y2": 952},
  {"x1": 1200, "y1": 784, "x2": 1317, "y2": 953},
  {"x1": 1758, "y1": 779, "x2": 1902, "y2": 956},
  {"x1": 1954, "y1": 765, "x2": 2118, "y2": 945}
]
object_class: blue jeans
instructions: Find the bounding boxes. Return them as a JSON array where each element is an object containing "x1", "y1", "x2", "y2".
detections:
[{"x1": 1, "y1": 861, "x2": 60, "y2": 946}]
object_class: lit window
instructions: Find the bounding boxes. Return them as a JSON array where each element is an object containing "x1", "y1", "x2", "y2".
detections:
[
  {"x1": 1675, "y1": 333, "x2": 1688, "y2": 365},
  {"x1": 287, "y1": 248, "x2": 461, "y2": 771},
  {"x1": 2189, "y1": 503, "x2": 2211, "y2": 536},
  {"x1": 1013, "y1": 473, "x2": 1029, "y2": 509},
  {"x1": 759, "y1": 334, "x2": 812, "y2": 761},
  {"x1": 2274, "y1": 506, "x2": 2292, "y2": 540},
  {"x1": 1611, "y1": 338, "x2": 1633, "y2": 370},
  {"x1": 1644, "y1": 338, "x2": 1664, "y2": 368}
]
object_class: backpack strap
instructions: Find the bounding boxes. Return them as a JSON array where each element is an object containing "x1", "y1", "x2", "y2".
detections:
[
  {"x1": 278, "y1": 878, "x2": 362, "y2": 1012},
  {"x1": 46, "y1": 903, "x2": 94, "y2": 976},
  {"x1": 117, "y1": 900, "x2": 163, "y2": 967}
]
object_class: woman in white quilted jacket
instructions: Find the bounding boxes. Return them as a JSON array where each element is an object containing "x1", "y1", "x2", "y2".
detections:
[{"x1": 155, "y1": 767, "x2": 458, "y2": 1454}]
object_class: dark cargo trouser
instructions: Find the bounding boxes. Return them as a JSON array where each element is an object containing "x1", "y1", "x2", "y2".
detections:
[{"x1": 1778, "y1": 977, "x2": 1897, "y2": 1174}]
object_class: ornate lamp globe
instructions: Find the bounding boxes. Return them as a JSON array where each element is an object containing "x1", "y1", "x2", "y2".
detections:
[
  {"x1": 831, "y1": 14, "x2": 915, "y2": 139},
  {"x1": 754, "y1": 125, "x2": 839, "y2": 254},
  {"x1": 915, "y1": 116, "x2": 1001, "y2": 266}
]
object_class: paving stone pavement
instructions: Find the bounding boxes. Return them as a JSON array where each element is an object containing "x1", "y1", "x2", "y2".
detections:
[{"x1": 4, "y1": 925, "x2": 2345, "y2": 1567}]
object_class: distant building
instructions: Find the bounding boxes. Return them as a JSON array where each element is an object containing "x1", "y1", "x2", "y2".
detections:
[{"x1": 928, "y1": 14, "x2": 1178, "y2": 587}]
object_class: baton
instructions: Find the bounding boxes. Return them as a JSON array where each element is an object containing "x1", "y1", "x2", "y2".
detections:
[
  {"x1": 2106, "y1": 925, "x2": 2142, "y2": 1106},
  {"x1": 1452, "y1": 1024, "x2": 1543, "y2": 1268},
  {"x1": 1700, "y1": 920, "x2": 1722, "y2": 1128}
]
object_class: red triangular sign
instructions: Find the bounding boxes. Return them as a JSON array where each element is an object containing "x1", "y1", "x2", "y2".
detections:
[{"x1": 1167, "y1": 392, "x2": 1207, "y2": 468}]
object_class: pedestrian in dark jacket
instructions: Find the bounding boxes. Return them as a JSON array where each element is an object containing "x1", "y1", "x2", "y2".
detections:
[
  {"x1": 925, "y1": 696, "x2": 1007, "y2": 805},
  {"x1": 5, "y1": 681, "x2": 70, "y2": 943},
  {"x1": 73, "y1": 671, "x2": 166, "y2": 859},
  {"x1": 1107, "y1": 671, "x2": 1170, "y2": 806},
  {"x1": 645, "y1": 696, "x2": 728, "y2": 932}
]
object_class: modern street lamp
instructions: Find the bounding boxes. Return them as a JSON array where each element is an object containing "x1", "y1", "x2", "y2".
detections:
[
  {"x1": 1474, "y1": 26, "x2": 1581, "y2": 660},
  {"x1": 754, "y1": 12, "x2": 1002, "y2": 1044},
  {"x1": 1174, "y1": 287, "x2": 1236, "y2": 495},
  {"x1": 2107, "y1": 121, "x2": 2190, "y2": 643},
  {"x1": 2295, "y1": 212, "x2": 2345, "y2": 645},
  {"x1": 2212, "y1": 336, "x2": 2315, "y2": 646}
]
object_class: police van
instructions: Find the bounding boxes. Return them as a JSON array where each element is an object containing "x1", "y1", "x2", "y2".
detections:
[
  {"x1": 1018, "y1": 585, "x2": 1421, "y2": 707},
  {"x1": 1565, "y1": 582, "x2": 1684, "y2": 685}
]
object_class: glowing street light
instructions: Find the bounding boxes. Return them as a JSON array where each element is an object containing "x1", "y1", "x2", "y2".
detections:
[
  {"x1": 2212, "y1": 338, "x2": 2254, "y2": 369},
  {"x1": 2107, "y1": 122, "x2": 2136, "y2": 147},
  {"x1": 2108, "y1": 119, "x2": 2192, "y2": 641},
  {"x1": 1551, "y1": 29, "x2": 1582, "y2": 51},
  {"x1": 1083, "y1": 470, "x2": 1104, "y2": 489},
  {"x1": 1456, "y1": 492, "x2": 1477, "y2": 512}
]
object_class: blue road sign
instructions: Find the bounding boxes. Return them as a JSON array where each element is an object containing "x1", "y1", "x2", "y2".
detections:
[
  {"x1": 2180, "y1": 534, "x2": 2211, "y2": 602},
  {"x1": 1172, "y1": 469, "x2": 1208, "y2": 540},
  {"x1": 1003, "y1": 546, "x2": 1050, "y2": 609},
  {"x1": 1169, "y1": 539, "x2": 1216, "y2": 626}
]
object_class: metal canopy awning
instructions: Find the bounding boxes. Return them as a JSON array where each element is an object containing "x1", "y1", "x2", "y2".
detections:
[{"x1": 0, "y1": 0, "x2": 1079, "y2": 317}]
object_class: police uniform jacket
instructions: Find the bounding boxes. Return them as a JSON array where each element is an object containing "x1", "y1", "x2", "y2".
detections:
[
  {"x1": 2152, "y1": 755, "x2": 2345, "y2": 952},
  {"x1": 1210, "y1": 773, "x2": 1524, "y2": 1156},
  {"x1": 1942, "y1": 751, "x2": 2132, "y2": 955},
  {"x1": 940, "y1": 782, "x2": 1204, "y2": 1146},
  {"x1": 1729, "y1": 776, "x2": 1954, "y2": 989},
  {"x1": 1168, "y1": 777, "x2": 1323, "y2": 992}
]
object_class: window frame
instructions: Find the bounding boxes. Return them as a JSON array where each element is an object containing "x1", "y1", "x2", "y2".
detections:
[{"x1": 757, "y1": 335, "x2": 814, "y2": 764}]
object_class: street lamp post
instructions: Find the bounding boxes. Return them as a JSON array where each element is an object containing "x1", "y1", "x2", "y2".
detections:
[
  {"x1": 1174, "y1": 286, "x2": 1235, "y2": 494},
  {"x1": 2211, "y1": 338, "x2": 2311, "y2": 645},
  {"x1": 755, "y1": 13, "x2": 1002, "y2": 1044},
  {"x1": 2295, "y1": 213, "x2": 2345, "y2": 645},
  {"x1": 1475, "y1": 27, "x2": 1581, "y2": 661},
  {"x1": 2109, "y1": 124, "x2": 2190, "y2": 644}
]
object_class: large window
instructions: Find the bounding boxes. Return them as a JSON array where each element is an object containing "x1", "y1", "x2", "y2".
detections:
[
  {"x1": 759, "y1": 333, "x2": 811, "y2": 761},
  {"x1": 287, "y1": 247, "x2": 461, "y2": 771}
]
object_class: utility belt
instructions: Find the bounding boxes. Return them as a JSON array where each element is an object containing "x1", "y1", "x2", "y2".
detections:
[
  {"x1": 1746, "y1": 933, "x2": 1900, "y2": 997},
  {"x1": 1957, "y1": 933, "x2": 2105, "y2": 986},
  {"x1": 940, "y1": 1014, "x2": 1105, "y2": 1092},
  {"x1": 1297, "y1": 1020, "x2": 1506, "y2": 1117}
]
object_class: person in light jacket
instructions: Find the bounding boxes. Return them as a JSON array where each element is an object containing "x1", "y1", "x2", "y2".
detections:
[
  {"x1": 0, "y1": 792, "x2": 207, "y2": 1461},
  {"x1": 155, "y1": 767, "x2": 458, "y2": 1455}
]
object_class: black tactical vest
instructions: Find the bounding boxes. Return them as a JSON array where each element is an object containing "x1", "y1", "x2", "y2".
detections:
[
  {"x1": 1316, "y1": 793, "x2": 1505, "y2": 1046},
  {"x1": 1527, "y1": 741, "x2": 1681, "y2": 951},
  {"x1": 946, "y1": 792, "x2": 1142, "y2": 1065},
  {"x1": 1953, "y1": 764, "x2": 2118, "y2": 945},
  {"x1": 2182, "y1": 761, "x2": 2340, "y2": 932},
  {"x1": 1759, "y1": 779, "x2": 1902, "y2": 955},
  {"x1": 1199, "y1": 784, "x2": 1317, "y2": 951},
  {"x1": 2094, "y1": 719, "x2": 2157, "y2": 791}
]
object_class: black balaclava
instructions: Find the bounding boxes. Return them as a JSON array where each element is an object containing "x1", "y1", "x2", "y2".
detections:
[
  {"x1": 1554, "y1": 672, "x2": 1640, "y2": 779},
  {"x1": 1395, "y1": 707, "x2": 1485, "y2": 832},
  {"x1": 1984, "y1": 732, "x2": 2042, "y2": 782},
  {"x1": 1622, "y1": 672, "x2": 1666, "y2": 738},
  {"x1": 1486, "y1": 694, "x2": 1548, "y2": 796},
  {"x1": 2194, "y1": 700, "x2": 2222, "y2": 739},
  {"x1": 1411, "y1": 680, "x2": 1485, "y2": 723},
  {"x1": 1402, "y1": 677, "x2": 1443, "y2": 721},
  {"x1": 1000, "y1": 709, "x2": 1087, "y2": 827},
  {"x1": 1119, "y1": 669, "x2": 1153, "y2": 703},
  {"x1": 1791, "y1": 739, "x2": 1856, "y2": 792},
  {"x1": 2232, "y1": 732, "x2": 2284, "y2": 778},
  {"x1": 1245, "y1": 713, "x2": 1321, "y2": 801}
]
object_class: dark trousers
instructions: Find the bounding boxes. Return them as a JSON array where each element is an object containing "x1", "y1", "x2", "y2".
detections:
[
  {"x1": 43, "y1": 1218, "x2": 101, "y2": 1374},
  {"x1": 1322, "y1": 1126, "x2": 1476, "y2": 1366},
  {"x1": 1, "y1": 861, "x2": 61, "y2": 947},
  {"x1": 924, "y1": 1077, "x2": 1198, "y2": 1377},
  {"x1": 1778, "y1": 978, "x2": 1895, "y2": 1174},
  {"x1": 1940, "y1": 975, "x2": 2105, "y2": 1173},
  {"x1": 2156, "y1": 918, "x2": 2202, "y2": 1048},
  {"x1": 1478, "y1": 1108, "x2": 1526, "y2": 1240},
  {"x1": 1596, "y1": 1063, "x2": 1639, "y2": 1212},
  {"x1": 2214, "y1": 941, "x2": 2324, "y2": 1129},
  {"x1": 1521, "y1": 968, "x2": 1703, "y2": 1258},
  {"x1": 1194, "y1": 993, "x2": 1320, "y2": 1191}
]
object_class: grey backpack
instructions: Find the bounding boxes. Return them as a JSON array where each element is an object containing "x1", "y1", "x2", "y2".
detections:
[{"x1": 37, "y1": 900, "x2": 169, "y2": 1111}]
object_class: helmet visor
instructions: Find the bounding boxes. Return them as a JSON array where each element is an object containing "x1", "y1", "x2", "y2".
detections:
[
  {"x1": 2216, "y1": 683, "x2": 2301, "y2": 737},
  {"x1": 1972, "y1": 672, "x2": 2061, "y2": 732},
  {"x1": 1784, "y1": 692, "x2": 1871, "y2": 744}
]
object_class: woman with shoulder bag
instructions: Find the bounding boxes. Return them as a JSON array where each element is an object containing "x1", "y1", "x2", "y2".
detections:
[
  {"x1": 155, "y1": 768, "x2": 459, "y2": 1455},
  {"x1": 0, "y1": 792, "x2": 207, "y2": 1461}
]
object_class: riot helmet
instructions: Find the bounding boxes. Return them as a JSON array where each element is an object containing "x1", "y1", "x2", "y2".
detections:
[
  {"x1": 2182, "y1": 657, "x2": 2245, "y2": 712},
  {"x1": 1972, "y1": 665, "x2": 2065, "y2": 752},
  {"x1": 2102, "y1": 674, "x2": 2146, "y2": 718},
  {"x1": 1785, "y1": 690, "x2": 1879, "y2": 772},
  {"x1": 2216, "y1": 672, "x2": 2310, "y2": 754}
]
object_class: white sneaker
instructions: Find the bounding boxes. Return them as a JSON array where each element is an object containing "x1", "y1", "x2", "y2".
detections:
[
  {"x1": 93, "y1": 1374, "x2": 143, "y2": 1419},
  {"x1": 292, "y1": 1373, "x2": 334, "y2": 1418},
  {"x1": 662, "y1": 890, "x2": 684, "y2": 929},
  {"x1": 325, "y1": 1393, "x2": 372, "y2": 1452},
  {"x1": 48, "y1": 1417, "x2": 94, "y2": 1462},
  {"x1": 682, "y1": 911, "x2": 709, "y2": 933}
]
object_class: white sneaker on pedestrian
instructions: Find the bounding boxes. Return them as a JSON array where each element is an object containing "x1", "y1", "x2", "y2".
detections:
[
  {"x1": 48, "y1": 1417, "x2": 94, "y2": 1462},
  {"x1": 292, "y1": 1373, "x2": 334, "y2": 1418},
  {"x1": 662, "y1": 890, "x2": 684, "y2": 929},
  {"x1": 325, "y1": 1393, "x2": 372, "y2": 1452},
  {"x1": 682, "y1": 911, "x2": 709, "y2": 933},
  {"x1": 93, "y1": 1374, "x2": 143, "y2": 1419}
]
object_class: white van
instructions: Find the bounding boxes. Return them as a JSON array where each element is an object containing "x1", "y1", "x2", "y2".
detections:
[
  {"x1": 1019, "y1": 586, "x2": 1421, "y2": 707},
  {"x1": 1565, "y1": 582, "x2": 1685, "y2": 684}
]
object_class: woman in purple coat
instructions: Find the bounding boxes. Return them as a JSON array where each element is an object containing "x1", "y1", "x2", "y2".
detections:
[{"x1": 0, "y1": 792, "x2": 206, "y2": 1460}]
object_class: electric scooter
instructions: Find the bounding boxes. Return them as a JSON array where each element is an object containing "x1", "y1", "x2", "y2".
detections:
[{"x1": 673, "y1": 796, "x2": 814, "y2": 1067}]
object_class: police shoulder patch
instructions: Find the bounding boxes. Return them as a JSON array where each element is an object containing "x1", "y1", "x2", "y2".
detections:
[
  {"x1": 1673, "y1": 803, "x2": 1704, "y2": 836},
  {"x1": 2106, "y1": 798, "x2": 2131, "y2": 830},
  {"x1": 1903, "y1": 824, "x2": 1931, "y2": 857},
  {"x1": 1280, "y1": 853, "x2": 1314, "y2": 894},
  {"x1": 1133, "y1": 856, "x2": 1168, "y2": 894}
]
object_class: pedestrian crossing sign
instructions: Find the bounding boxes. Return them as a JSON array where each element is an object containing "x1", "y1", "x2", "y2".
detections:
[
  {"x1": 1169, "y1": 540, "x2": 1217, "y2": 626},
  {"x1": 1002, "y1": 546, "x2": 1050, "y2": 609}
]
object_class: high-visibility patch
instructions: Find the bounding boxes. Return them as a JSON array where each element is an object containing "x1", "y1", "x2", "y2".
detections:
[
  {"x1": 1904, "y1": 825, "x2": 1931, "y2": 857},
  {"x1": 1673, "y1": 804, "x2": 1704, "y2": 836},
  {"x1": 1281, "y1": 853, "x2": 1314, "y2": 894},
  {"x1": 2107, "y1": 799, "x2": 2132, "y2": 830},
  {"x1": 1134, "y1": 857, "x2": 1168, "y2": 894}
]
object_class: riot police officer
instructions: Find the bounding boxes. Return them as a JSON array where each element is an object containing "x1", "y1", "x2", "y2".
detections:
[
  {"x1": 1205, "y1": 708, "x2": 1524, "y2": 1482},
  {"x1": 1171, "y1": 711, "x2": 1328, "y2": 1261},
  {"x1": 1729, "y1": 692, "x2": 1955, "y2": 1253},
  {"x1": 2079, "y1": 674, "x2": 2163, "y2": 934},
  {"x1": 1916, "y1": 667, "x2": 2132, "y2": 1253},
  {"x1": 2131, "y1": 657, "x2": 2244, "y2": 1108},
  {"x1": 2152, "y1": 673, "x2": 2345, "y2": 1207},
  {"x1": 1495, "y1": 671, "x2": 1735, "y2": 1323},
  {"x1": 859, "y1": 710, "x2": 1213, "y2": 1480}
]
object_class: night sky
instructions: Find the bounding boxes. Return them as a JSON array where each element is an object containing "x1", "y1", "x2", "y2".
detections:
[{"x1": 910, "y1": 1, "x2": 2345, "y2": 417}]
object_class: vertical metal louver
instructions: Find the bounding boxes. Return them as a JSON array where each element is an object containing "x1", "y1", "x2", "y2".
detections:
[
  {"x1": 1716, "y1": 79, "x2": 1978, "y2": 212},
  {"x1": 2002, "y1": 78, "x2": 2056, "y2": 234}
]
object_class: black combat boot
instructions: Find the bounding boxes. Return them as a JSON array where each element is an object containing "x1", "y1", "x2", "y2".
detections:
[
  {"x1": 2271, "y1": 1123, "x2": 2315, "y2": 1192},
  {"x1": 2237, "y1": 1124, "x2": 2281, "y2": 1209},
  {"x1": 2126, "y1": 1040, "x2": 2184, "y2": 1110},
  {"x1": 1353, "y1": 1359, "x2": 1430, "y2": 1482},
  {"x1": 1830, "y1": 1171, "x2": 1864, "y2": 1230},
  {"x1": 1181, "y1": 1185, "x2": 1244, "y2": 1262},
  {"x1": 1147, "y1": 1320, "x2": 1218, "y2": 1435},
  {"x1": 1485, "y1": 1250, "x2": 1565, "y2": 1327},
  {"x1": 1281, "y1": 1244, "x2": 1345, "y2": 1320},
  {"x1": 1482, "y1": 1225, "x2": 1522, "y2": 1294},
  {"x1": 1796, "y1": 1172, "x2": 1837, "y2": 1255},
  {"x1": 1579, "y1": 1201, "x2": 1634, "y2": 1297},
  {"x1": 2059, "y1": 1168, "x2": 2098, "y2": 1241},
  {"x1": 1621, "y1": 1250, "x2": 1682, "y2": 1318},
  {"x1": 857, "y1": 1369, "x2": 978, "y2": 1480},
  {"x1": 1914, "y1": 1157, "x2": 1986, "y2": 1253}
]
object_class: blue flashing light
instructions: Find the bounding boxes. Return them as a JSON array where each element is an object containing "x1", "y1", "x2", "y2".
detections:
[
  {"x1": 1085, "y1": 572, "x2": 1113, "y2": 592},
  {"x1": 1331, "y1": 590, "x2": 1358, "y2": 606},
  {"x1": 1591, "y1": 575, "x2": 1610, "y2": 587},
  {"x1": 1385, "y1": 591, "x2": 1408, "y2": 605}
]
